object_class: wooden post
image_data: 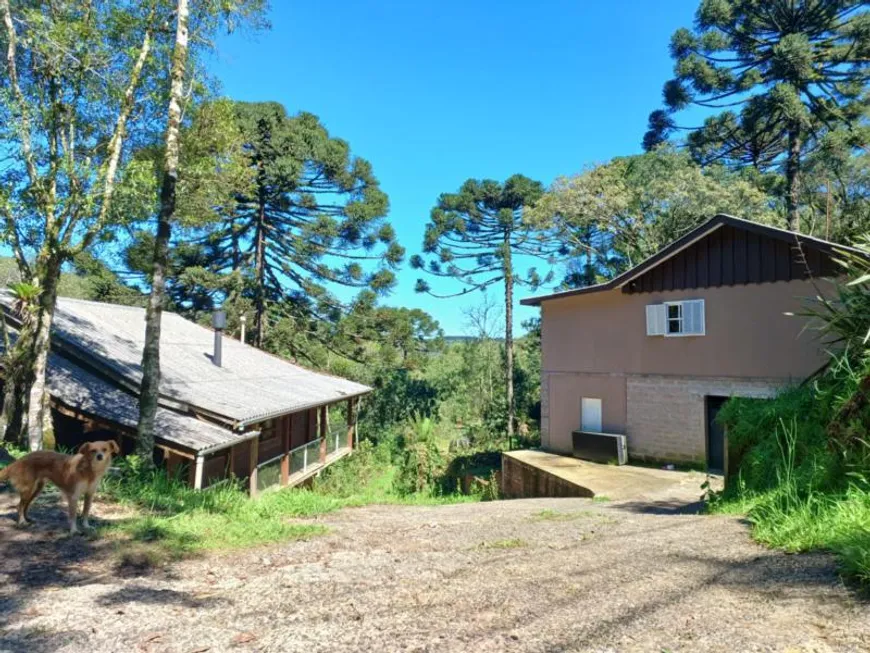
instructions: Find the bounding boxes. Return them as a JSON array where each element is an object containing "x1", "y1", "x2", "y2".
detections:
[
  {"x1": 281, "y1": 416, "x2": 290, "y2": 485},
  {"x1": 319, "y1": 405, "x2": 328, "y2": 463},
  {"x1": 347, "y1": 398, "x2": 356, "y2": 449},
  {"x1": 249, "y1": 435, "x2": 259, "y2": 496},
  {"x1": 228, "y1": 444, "x2": 236, "y2": 478},
  {"x1": 193, "y1": 455, "x2": 205, "y2": 490}
]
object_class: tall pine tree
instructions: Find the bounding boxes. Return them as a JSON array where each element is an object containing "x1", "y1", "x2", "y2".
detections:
[
  {"x1": 411, "y1": 175, "x2": 564, "y2": 446},
  {"x1": 644, "y1": 0, "x2": 870, "y2": 231},
  {"x1": 201, "y1": 102, "x2": 403, "y2": 348}
]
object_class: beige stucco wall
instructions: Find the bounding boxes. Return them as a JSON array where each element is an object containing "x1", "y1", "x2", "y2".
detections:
[
  {"x1": 541, "y1": 279, "x2": 829, "y2": 379},
  {"x1": 544, "y1": 372, "x2": 627, "y2": 454},
  {"x1": 539, "y1": 279, "x2": 831, "y2": 461}
]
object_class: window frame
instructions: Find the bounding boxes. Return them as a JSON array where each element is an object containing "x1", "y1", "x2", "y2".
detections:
[
  {"x1": 660, "y1": 300, "x2": 705, "y2": 338},
  {"x1": 665, "y1": 302, "x2": 684, "y2": 335}
]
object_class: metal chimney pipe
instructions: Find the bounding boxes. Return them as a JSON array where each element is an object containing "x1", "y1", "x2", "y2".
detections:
[
  {"x1": 212, "y1": 309, "x2": 227, "y2": 367},
  {"x1": 239, "y1": 314, "x2": 247, "y2": 343}
]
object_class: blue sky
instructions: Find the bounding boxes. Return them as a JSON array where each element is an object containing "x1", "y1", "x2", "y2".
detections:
[{"x1": 211, "y1": 1, "x2": 698, "y2": 335}]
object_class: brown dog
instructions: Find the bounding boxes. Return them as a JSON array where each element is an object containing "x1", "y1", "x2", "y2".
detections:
[{"x1": 0, "y1": 440, "x2": 119, "y2": 534}]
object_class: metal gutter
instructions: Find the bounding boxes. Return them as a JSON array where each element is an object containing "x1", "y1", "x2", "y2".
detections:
[
  {"x1": 196, "y1": 429, "x2": 262, "y2": 456},
  {"x1": 234, "y1": 390, "x2": 370, "y2": 429}
]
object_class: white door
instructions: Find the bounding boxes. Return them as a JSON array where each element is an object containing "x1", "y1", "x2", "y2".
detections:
[{"x1": 581, "y1": 397, "x2": 602, "y2": 433}]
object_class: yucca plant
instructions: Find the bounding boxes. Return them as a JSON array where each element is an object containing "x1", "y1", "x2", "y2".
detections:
[
  {"x1": 6, "y1": 282, "x2": 41, "y2": 328},
  {"x1": 803, "y1": 239, "x2": 870, "y2": 449}
]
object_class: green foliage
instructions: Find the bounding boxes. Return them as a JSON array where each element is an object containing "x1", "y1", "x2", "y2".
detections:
[
  {"x1": 412, "y1": 175, "x2": 563, "y2": 296},
  {"x1": 183, "y1": 102, "x2": 403, "y2": 344},
  {"x1": 716, "y1": 386, "x2": 840, "y2": 494},
  {"x1": 646, "y1": 0, "x2": 870, "y2": 229},
  {"x1": 101, "y1": 439, "x2": 477, "y2": 562},
  {"x1": 312, "y1": 439, "x2": 392, "y2": 498},
  {"x1": 360, "y1": 369, "x2": 440, "y2": 434},
  {"x1": 529, "y1": 147, "x2": 779, "y2": 285},
  {"x1": 711, "y1": 402, "x2": 870, "y2": 586},
  {"x1": 805, "y1": 236, "x2": 870, "y2": 353},
  {"x1": 394, "y1": 416, "x2": 444, "y2": 495}
]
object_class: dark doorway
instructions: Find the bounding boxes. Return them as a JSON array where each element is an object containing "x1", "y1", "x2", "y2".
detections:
[{"x1": 706, "y1": 396, "x2": 728, "y2": 473}]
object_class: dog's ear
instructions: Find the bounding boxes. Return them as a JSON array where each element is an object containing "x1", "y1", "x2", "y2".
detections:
[
  {"x1": 109, "y1": 440, "x2": 120, "y2": 455},
  {"x1": 78, "y1": 442, "x2": 91, "y2": 455}
]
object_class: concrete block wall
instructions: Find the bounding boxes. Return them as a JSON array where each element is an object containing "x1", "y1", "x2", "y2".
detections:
[{"x1": 625, "y1": 375, "x2": 787, "y2": 463}]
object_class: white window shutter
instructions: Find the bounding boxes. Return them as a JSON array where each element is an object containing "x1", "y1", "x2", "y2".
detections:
[
  {"x1": 646, "y1": 304, "x2": 666, "y2": 336},
  {"x1": 684, "y1": 300, "x2": 705, "y2": 335}
]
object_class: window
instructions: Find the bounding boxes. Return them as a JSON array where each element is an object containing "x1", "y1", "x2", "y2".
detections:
[
  {"x1": 646, "y1": 300, "x2": 705, "y2": 337},
  {"x1": 667, "y1": 303, "x2": 683, "y2": 334}
]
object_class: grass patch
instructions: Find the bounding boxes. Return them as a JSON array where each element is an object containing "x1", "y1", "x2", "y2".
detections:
[
  {"x1": 97, "y1": 440, "x2": 479, "y2": 563},
  {"x1": 477, "y1": 538, "x2": 526, "y2": 550},
  {"x1": 592, "y1": 495, "x2": 611, "y2": 503},
  {"x1": 531, "y1": 509, "x2": 593, "y2": 522}
]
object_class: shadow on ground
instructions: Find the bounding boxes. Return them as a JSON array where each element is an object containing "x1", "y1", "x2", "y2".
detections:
[
  {"x1": 0, "y1": 486, "x2": 202, "y2": 632},
  {"x1": 611, "y1": 498, "x2": 707, "y2": 515}
]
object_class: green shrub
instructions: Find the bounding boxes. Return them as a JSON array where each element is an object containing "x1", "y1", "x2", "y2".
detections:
[
  {"x1": 711, "y1": 368, "x2": 870, "y2": 588},
  {"x1": 313, "y1": 439, "x2": 391, "y2": 498},
  {"x1": 394, "y1": 416, "x2": 444, "y2": 495}
]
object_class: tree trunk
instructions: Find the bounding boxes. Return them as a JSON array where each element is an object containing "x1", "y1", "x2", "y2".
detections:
[
  {"x1": 136, "y1": 0, "x2": 189, "y2": 466},
  {"x1": 254, "y1": 169, "x2": 267, "y2": 348},
  {"x1": 785, "y1": 127, "x2": 801, "y2": 232},
  {"x1": 503, "y1": 230, "x2": 515, "y2": 449},
  {"x1": 24, "y1": 254, "x2": 61, "y2": 451}
]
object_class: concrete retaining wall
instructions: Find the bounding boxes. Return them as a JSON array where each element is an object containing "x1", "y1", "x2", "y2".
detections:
[{"x1": 501, "y1": 453, "x2": 592, "y2": 499}]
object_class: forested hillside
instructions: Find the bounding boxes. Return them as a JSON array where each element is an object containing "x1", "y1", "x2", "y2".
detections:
[{"x1": 0, "y1": 0, "x2": 869, "y2": 586}]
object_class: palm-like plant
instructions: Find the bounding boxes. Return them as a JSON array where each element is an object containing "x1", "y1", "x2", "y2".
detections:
[
  {"x1": 804, "y1": 240, "x2": 870, "y2": 446},
  {"x1": 7, "y1": 282, "x2": 42, "y2": 328}
]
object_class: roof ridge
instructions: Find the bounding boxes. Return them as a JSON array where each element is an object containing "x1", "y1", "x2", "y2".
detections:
[{"x1": 521, "y1": 213, "x2": 867, "y2": 306}]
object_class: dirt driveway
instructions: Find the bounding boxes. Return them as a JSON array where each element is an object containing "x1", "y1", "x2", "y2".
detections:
[{"x1": 1, "y1": 491, "x2": 868, "y2": 653}]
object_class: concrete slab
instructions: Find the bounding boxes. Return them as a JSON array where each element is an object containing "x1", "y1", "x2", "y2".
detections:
[{"x1": 503, "y1": 449, "x2": 717, "y2": 503}]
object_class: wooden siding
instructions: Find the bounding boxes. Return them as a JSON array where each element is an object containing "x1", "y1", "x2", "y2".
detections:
[
  {"x1": 624, "y1": 225, "x2": 839, "y2": 294},
  {"x1": 202, "y1": 451, "x2": 229, "y2": 488},
  {"x1": 257, "y1": 418, "x2": 283, "y2": 463}
]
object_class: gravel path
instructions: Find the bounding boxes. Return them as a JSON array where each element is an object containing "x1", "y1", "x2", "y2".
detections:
[{"x1": 1, "y1": 491, "x2": 868, "y2": 652}]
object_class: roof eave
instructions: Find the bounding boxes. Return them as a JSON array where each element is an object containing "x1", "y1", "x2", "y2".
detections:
[
  {"x1": 520, "y1": 213, "x2": 870, "y2": 306},
  {"x1": 234, "y1": 388, "x2": 372, "y2": 429}
]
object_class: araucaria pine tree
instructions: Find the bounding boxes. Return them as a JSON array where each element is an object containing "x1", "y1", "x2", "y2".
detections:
[
  {"x1": 411, "y1": 175, "x2": 564, "y2": 445},
  {"x1": 644, "y1": 0, "x2": 870, "y2": 232},
  {"x1": 201, "y1": 102, "x2": 404, "y2": 348}
]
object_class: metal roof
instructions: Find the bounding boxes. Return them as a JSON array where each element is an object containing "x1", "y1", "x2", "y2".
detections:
[
  {"x1": 0, "y1": 293, "x2": 371, "y2": 427},
  {"x1": 47, "y1": 352, "x2": 249, "y2": 454},
  {"x1": 520, "y1": 214, "x2": 868, "y2": 306}
]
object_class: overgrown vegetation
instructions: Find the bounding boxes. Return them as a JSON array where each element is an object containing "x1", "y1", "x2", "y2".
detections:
[
  {"x1": 88, "y1": 436, "x2": 484, "y2": 564},
  {"x1": 711, "y1": 245, "x2": 870, "y2": 588}
]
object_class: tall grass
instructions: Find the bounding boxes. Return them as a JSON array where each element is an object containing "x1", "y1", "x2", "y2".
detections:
[{"x1": 711, "y1": 384, "x2": 870, "y2": 587}]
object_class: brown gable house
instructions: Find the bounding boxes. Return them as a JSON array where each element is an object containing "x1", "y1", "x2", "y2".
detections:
[
  {"x1": 521, "y1": 214, "x2": 861, "y2": 472},
  {"x1": 0, "y1": 295, "x2": 370, "y2": 495}
]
